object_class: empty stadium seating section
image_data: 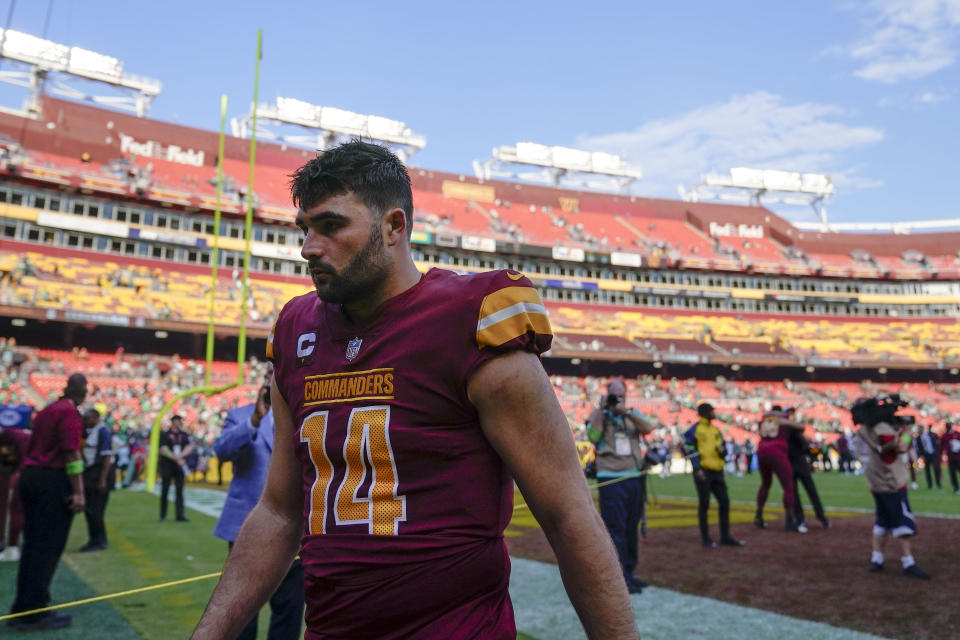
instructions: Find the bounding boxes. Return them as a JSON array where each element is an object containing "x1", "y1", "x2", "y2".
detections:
[
  {"x1": 4, "y1": 248, "x2": 959, "y2": 366},
  {"x1": 546, "y1": 304, "x2": 960, "y2": 365},
  {"x1": 12, "y1": 146, "x2": 960, "y2": 277},
  {"x1": 2, "y1": 249, "x2": 312, "y2": 328}
]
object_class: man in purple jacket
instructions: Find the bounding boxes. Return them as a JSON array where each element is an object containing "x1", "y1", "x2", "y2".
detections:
[{"x1": 213, "y1": 368, "x2": 303, "y2": 640}]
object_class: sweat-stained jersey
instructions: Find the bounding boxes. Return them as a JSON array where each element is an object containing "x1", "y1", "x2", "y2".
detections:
[{"x1": 269, "y1": 268, "x2": 552, "y2": 640}]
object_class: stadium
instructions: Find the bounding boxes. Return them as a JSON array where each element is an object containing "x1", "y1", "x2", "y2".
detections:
[{"x1": 0, "y1": 16, "x2": 958, "y2": 640}]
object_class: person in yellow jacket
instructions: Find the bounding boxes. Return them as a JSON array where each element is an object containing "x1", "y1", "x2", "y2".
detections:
[{"x1": 683, "y1": 403, "x2": 745, "y2": 549}]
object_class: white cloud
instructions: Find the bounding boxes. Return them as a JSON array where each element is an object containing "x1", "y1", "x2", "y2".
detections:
[
  {"x1": 834, "y1": 0, "x2": 960, "y2": 83},
  {"x1": 574, "y1": 91, "x2": 884, "y2": 198},
  {"x1": 917, "y1": 89, "x2": 947, "y2": 102}
]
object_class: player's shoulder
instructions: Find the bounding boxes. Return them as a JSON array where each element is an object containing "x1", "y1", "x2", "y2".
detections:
[
  {"x1": 420, "y1": 267, "x2": 536, "y2": 295},
  {"x1": 276, "y1": 291, "x2": 320, "y2": 325}
]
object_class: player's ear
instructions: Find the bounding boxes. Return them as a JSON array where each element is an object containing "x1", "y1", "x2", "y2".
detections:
[{"x1": 382, "y1": 207, "x2": 407, "y2": 246}]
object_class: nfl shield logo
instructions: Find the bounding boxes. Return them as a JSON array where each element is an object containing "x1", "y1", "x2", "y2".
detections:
[{"x1": 345, "y1": 337, "x2": 363, "y2": 361}]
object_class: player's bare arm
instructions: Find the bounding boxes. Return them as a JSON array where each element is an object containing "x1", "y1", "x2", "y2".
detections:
[
  {"x1": 469, "y1": 350, "x2": 640, "y2": 640},
  {"x1": 192, "y1": 379, "x2": 305, "y2": 640}
]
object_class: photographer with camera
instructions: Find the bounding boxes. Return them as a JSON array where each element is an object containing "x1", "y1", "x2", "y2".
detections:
[
  {"x1": 852, "y1": 395, "x2": 930, "y2": 579},
  {"x1": 213, "y1": 366, "x2": 303, "y2": 639},
  {"x1": 587, "y1": 379, "x2": 658, "y2": 595}
]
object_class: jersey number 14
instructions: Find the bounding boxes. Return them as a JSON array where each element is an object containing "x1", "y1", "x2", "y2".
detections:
[{"x1": 299, "y1": 406, "x2": 407, "y2": 536}]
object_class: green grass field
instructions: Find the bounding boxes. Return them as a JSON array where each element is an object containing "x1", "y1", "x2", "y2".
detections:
[
  {"x1": 643, "y1": 469, "x2": 960, "y2": 517},
  {"x1": 0, "y1": 489, "x2": 540, "y2": 639},
  {"x1": 1, "y1": 470, "x2": 953, "y2": 639}
]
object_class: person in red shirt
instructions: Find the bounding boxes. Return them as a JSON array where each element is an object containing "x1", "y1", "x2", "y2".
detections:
[
  {"x1": 754, "y1": 407, "x2": 805, "y2": 531},
  {"x1": 0, "y1": 421, "x2": 31, "y2": 562},
  {"x1": 7, "y1": 373, "x2": 87, "y2": 631},
  {"x1": 941, "y1": 422, "x2": 960, "y2": 494}
]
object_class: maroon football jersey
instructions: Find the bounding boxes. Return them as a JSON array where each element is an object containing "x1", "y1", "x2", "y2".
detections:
[{"x1": 270, "y1": 268, "x2": 552, "y2": 639}]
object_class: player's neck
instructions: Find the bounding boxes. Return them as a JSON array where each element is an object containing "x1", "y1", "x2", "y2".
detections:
[{"x1": 341, "y1": 258, "x2": 422, "y2": 324}]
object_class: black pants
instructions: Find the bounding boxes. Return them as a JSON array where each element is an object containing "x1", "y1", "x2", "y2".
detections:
[
  {"x1": 838, "y1": 453, "x2": 854, "y2": 473},
  {"x1": 793, "y1": 471, "x2": 826, "y2": 524},
  {"x1": 598, "y1": 476, "x2": 645, "y2": 583},
  {"x1": 694, "y1": 469, "x2": 730, "y2": 542},
  {"x1": 948, "y1": 460, "x2": 960, "y2": 492},
  {"x1": 921, "y1": 455, "x2": 941, "y2": 488},
  {"x1": 160, "y1": 467, "x2": 185, "y2": 520},
  {"x1": 229, "y1": 543, "x2": 304, "y2": 640},
  {"x1": 10, "y1": 467, "x2": 75, "y2": 621},
  {"x1": 83, "y1": 465, "x2": 112, "y2": 546}
]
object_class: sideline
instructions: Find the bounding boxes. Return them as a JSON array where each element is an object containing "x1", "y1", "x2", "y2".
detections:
[{"x1": 0, "y1": 573, "x2": 221, "y2": 622}]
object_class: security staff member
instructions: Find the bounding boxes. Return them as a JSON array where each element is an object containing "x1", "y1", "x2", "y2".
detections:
[
  {"x1": 684, "y1": 403, "x2": 745, "y2": 548},
  {"x1": 80, "y1": 407, "x2": 115, "y2": 551},
  {"x1": 7, "y1": 374, "x2": 87, "y2": 631},
  {"x1": 159, "y1": 415, "x2": 195, "y2": 522}
]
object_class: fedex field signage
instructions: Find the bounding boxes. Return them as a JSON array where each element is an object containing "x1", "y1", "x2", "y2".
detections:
[
  {"x1": 709, "y1": 222, "x2": 764, "y2": 239},
  {"x1": 118, "y1": 133, "x2": 206, "y2": 167}
]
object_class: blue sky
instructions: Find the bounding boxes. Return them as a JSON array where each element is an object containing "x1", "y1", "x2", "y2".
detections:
[{"x1": 2, "y1": 0, "x2": 959, "y2": 226}]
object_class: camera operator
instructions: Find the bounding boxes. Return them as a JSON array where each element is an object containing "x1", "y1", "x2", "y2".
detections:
[
  {"x1": 853, "y1": 395, "x2": 930, "y2": 579},
  {"x1": 587, "y1": 379, "x2": 657, "y2": 595}
]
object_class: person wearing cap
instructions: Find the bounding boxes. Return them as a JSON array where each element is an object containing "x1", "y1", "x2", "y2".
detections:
[
  {"x1": 80, "y1": 407, "x2": 115, "y2": 551},
  {"x1": 7, "y1": 373, "x2": 87, "y2": 631},
  {"x1": 683, "y1": 403, "x2": 744, "y2": 548},
  {"x1": 159, "y1": 415, "x2": 195, "y2": 522},
  {"x1": 586, "y1": 378, "x2": 658, "y2": 594}
]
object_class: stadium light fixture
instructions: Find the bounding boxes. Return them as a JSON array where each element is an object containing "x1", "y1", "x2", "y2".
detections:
[
  {"x1": 11, "y1": 318, "x2": 25, "y2": 327},
  {"x1": 805, "y1": 365, "x2": 815, "y2": 373},
  {"x1": 232, "y1": 97, "x2": 426, "y2": 163},
  {"x1": 730, "y1": 363, "x2": 741, "y2": 371},
  {"x1": 653, "y1": 361, "x2": 663, "y2": 369},
  {"x1": 680, "y1": 167, "x2": 834, "y2": 227},
  {"x1": 155, "y1": 330, "x2": 169, "y2": 339},
  {"x1": 570, "y1": 358, "x2": 581, "y2": 365},
  {"x1": 473, "y1": 142, "x2": 642, "y2": 194},
  {"x1": 951, "y1": 368, "x2": 959, "y2": 376},
  {"x1": 0, "y1": 28, "x2": 161, "y2": 116},
  {"x1": 878, "y1": 367, "x2": 888, "y2": 375}
]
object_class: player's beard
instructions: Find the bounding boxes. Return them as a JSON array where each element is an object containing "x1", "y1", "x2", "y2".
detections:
[{"x1": 309, "y1": 224, "x2": 391, "y2": 305}]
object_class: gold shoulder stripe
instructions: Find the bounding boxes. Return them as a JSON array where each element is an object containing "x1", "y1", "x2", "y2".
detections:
[
  {"x1": 477, "y1": 285, "x2": 552, "y2": 348},
  {"x1": 478, "y1": 286, "x2": 543, "y2": 320},
  {"x1": 266, "y1": 320, "x2": 278, "y2": 361}
]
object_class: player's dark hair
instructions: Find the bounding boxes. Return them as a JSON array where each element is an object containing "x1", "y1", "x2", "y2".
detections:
[
  {"x1": 290, "y1": 140, "x2": 413, "y2": 237},
  {"x1": 697, "y1": 403, "x2": 714, "y2": 418}
]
